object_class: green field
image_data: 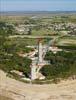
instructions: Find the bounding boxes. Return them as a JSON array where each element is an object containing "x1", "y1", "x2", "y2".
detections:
[{"x1": 0, "y1": 14, "x2": 76, "y2": 82}]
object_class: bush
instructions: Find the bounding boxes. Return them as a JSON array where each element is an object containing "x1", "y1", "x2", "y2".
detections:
[{"x1": 41, "y1": 50, "x2": 76, "y2": 80}]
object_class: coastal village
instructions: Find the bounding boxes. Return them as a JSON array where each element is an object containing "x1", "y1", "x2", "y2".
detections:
[{"x1": 0, "y1": 13, "x2": 76, "y2": 100}]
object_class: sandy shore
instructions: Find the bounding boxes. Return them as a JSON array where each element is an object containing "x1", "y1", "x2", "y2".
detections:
[{"x1": 0, "y1": 70, "x2": 76, "y2": 100}]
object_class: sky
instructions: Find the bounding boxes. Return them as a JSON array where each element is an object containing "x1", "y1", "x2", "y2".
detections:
[{"x1": 0, "y1": 0, "x2": 76, "y2": 11}]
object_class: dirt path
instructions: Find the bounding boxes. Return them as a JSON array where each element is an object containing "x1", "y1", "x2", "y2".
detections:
[{"x1": 0, "y1": 70, "x2": 76, "y2": 100}]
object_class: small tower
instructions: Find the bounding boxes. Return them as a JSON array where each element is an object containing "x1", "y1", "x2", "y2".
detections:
[
  {"x1": 31, "y1": 38, "x2": 43, "y2": 80},
  {"x1": 38, "y1": 38, "x2": 43, "y2": 63},
  {"x1": 31, "y1": 63, "x2": 37, "y2": 80}
]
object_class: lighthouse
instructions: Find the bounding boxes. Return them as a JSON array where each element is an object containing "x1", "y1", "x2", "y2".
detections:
[{"x1": 38, "y1": 39, "x2": 43, "y2": 63}]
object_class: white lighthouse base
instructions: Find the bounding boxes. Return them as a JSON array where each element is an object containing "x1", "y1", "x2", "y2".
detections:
[{"x1": 31, "y1": 65, "x2": 37, "y2": 80}]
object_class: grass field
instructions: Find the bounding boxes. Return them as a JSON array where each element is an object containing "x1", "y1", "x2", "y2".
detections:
[
  {"x1": 32, "y1": 29, "x2": 56, "y2": 36},
  {"x1": 57, "y1": 36, "x2": 76, "y2": 46}
]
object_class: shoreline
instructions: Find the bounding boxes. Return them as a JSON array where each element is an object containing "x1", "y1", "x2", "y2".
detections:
[{"x1": 0, "y1": 70, "x2": 76, "y2": 100}]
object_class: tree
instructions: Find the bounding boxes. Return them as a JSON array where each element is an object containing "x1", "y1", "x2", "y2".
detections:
[
  {"x1": 27, "y1": 28, "x2": 32, "y2": 35},
  {"x1": 41, "y1": 50, "x2": 76, "y2": 79}
]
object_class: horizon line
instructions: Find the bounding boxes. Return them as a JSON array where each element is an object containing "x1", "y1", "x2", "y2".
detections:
[{"x1": 0, "y1": 10, "x2": 76, "y2": 12}]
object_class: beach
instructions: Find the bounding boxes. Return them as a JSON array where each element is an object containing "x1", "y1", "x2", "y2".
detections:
[{"x1": 0, "y1": 70, "x2": 76, "y2": 100}]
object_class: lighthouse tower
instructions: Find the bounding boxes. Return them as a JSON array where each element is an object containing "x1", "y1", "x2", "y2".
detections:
[
  {"x1": 38, "y1": 39, "x2": 43, "y2": 63},
  {"x1": 31, "y1": 38, "x2": 43, "y2": 80}
]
